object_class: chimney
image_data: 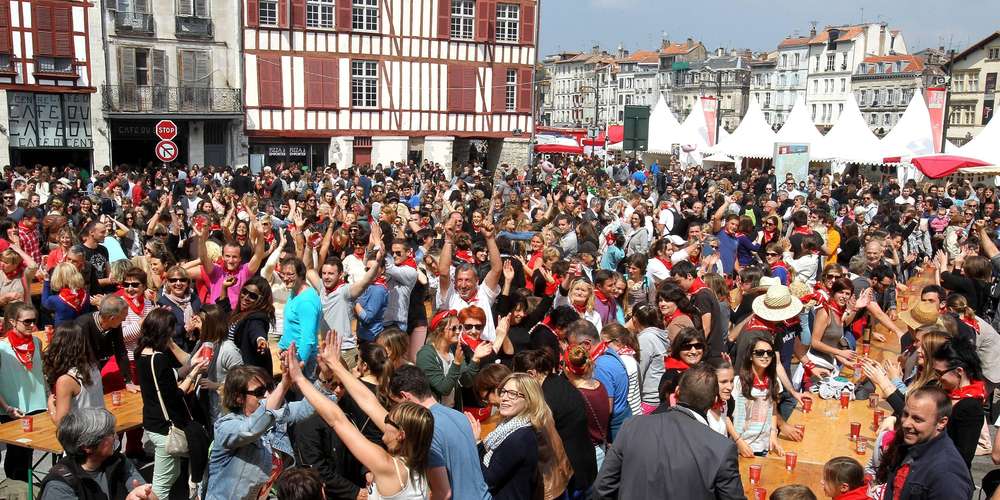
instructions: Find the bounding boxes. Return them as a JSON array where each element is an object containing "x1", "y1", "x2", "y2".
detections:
[
  {"x1": 661, "y1": 31, "x2": 670, "y2": 49},
  {"x1": 879, "y1": 24, "x2": 886, "y2": 55},
  {"x1": 592, "y1": 45, "x2": 600, "y2": 55},
  {"x1": 809, "y1": 21, "x2": 817, "y2": 37},
  {"x1": 687, "y1": 37, "x2": 694, "y2": 48},
  {"x1": 617, "y1": 43, "x2": 625, "y2": 59},
  {"x1": 716, "y1": 47, "x2": 724, "y2": 57},
  {"x1": 730, "y1": 49, "x2": 738, "y2": 57}
]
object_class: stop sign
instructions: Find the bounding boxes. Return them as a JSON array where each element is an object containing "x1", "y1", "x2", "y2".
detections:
[{"x1": 155, "y1": 120, "x2": 178, "y2": 141}]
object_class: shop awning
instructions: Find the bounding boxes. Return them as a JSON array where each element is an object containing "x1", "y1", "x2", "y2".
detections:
[{"x1": 898, "y1": 154, "x2": 993, "y2": 179}]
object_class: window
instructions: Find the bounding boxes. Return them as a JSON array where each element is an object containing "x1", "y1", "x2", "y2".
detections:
[
  {"x1": 811, "y1": 104, "x2": 817, "y2": 120},
  {"x1": 825, "y1": 53, "x2": 835, "y2": 71},
  {"x1": 352, "y1": 0, "x2": 377, "y2": 32},
  {"x1": 764, "y1": 111, "x2": 770, "y2": 124},
  {"x1": 814, "y1": 56, "x2": 819, "y2": 71},
  {"x1": 495, "y1": 3, "x2": 519, "y2": 43},
  {"x1": 764, "y1": 93, "x2": 770, "y2": 107},
  {"x1": 34, "y1": 3, "x2": 73, "y2": 59},
  {"x1": 793, "y1": 54, "x2": 800, "y2": 68},
  {"x1": 969, "y1": 73, "x2": 980, "y2": 92},
  {"x1": 450, "y1": 0, "x2": 473, "y2": 40},
  {"x1": 870, "y1": 113, "x2": 877, "y2": 125},
  {"x1": 259, "y1": 0, "x2": 278, "y2": 26},
  {"x1": 36, "y1": 56, "x2": 73, "y2": 73},
  {"x1": 989, "y1": 47, "x2": 1000, "y2": 60},
  {"x1": 840, "y1": 78, "x2": 846, "y2": 92},
  {"x1": 884, "y1": 113, "x2": 892, "y2": 126},
  {"x1": 812, "y1": 80, "x2": 818, "y2": 93},
  {"x1": 351, "y1": 60, "x2": 377, "y2": 107},
  {"x1": 307, "y1": 0, "x2": 334, "y2": 28},
  {"x1": 177, "y1": 0, "x2": 209, "y2": 17},
  {"x1": 505, "y1": 68, "x2": 516, "y2": 111},
  {"x1": 954, "y1": 74, "x2": 965, "y2": 92}
]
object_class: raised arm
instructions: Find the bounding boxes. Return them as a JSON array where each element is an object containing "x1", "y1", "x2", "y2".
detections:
[
  {"x1": 195, "y1": 223, "x2": 215, "y2": 275},
  {"x1": 710, "y1": 197, "x2": 728, "y2": 234},
  {"x1": 246, "y1": 218, "x2": 268, "y2": 275},
  {"x1": 481, "y1": 222, "x2": 503, "y2": 291},
  {"x1": 320, "y1": 332, "x2": 389, "y2": 432},
  {"x1": 438, "y1": 220, "x2": 455, "y2": 300}
]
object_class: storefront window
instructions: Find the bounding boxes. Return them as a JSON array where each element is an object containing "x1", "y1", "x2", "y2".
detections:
[{"x1": 249, "y1": 143, "x2": 327, "y2": 174}]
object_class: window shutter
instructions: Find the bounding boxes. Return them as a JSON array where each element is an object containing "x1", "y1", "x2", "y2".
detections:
[
  {"x1": 305, "y1": 58, "x2": 323, "y2": 107},
  {"x1": 447, "y1": 66, "x2": 461, "y2": 111},
  {"x1": 278, "y1": 0, "x2": 288, "y2": 27},
  {"x1": 53, "y1": 6, "x2": 73, "y2": 58},
  {"x1": 437, "y1": 0, "x2": 449, "y2": 39},
  {"x1": 517, "y1": 67, "x2": 531, "y2": 112},
  {"x1": 119, "y1": 46, "x2": 136, "y2": 85},
  {"x1": 247, "y1": 0, "x2": 259, "y2": 26},
  {"x1": 178, "y1": 0, "x2": 193, "y2": 16},
  {"x1": 291, "y1": 0, "x2": 305, "y2": 27},
  {"x1": 194, "y1": 0, "x2": 208, "y2": 17},
  {"x1": 195, "y1": 52, "x2": 210, "y2": 86},
  {"x1": 0, "y1": 1, "x2": 11, "y2": 53},
  {"x1": 492, "y1": 66, "x2": 505, "y2": 113},
  {"x1": 323, "y1": 59, "x2": 339, "y2": 107},
  {"x1": 465, "y1": 67, "x2": 478, "y2": 113},
  {"x1": 180, "y1": 50, "x2": 195, "y2": 84},
  {"x1": 336, "y1": 1, "x2": 351, "y2": 30},
  {"x1": 519, "y1": 1, "x2": 534, "y2": 45},
  {"x1": 35, "y1": 4, "x2": 53, "y2": 56},
  {"x1": 258, "y1": 55, "x2": 282, "y2": 108},
  {"x1": 151, "y1": 49, "x2": 166, "y2": 85},
  {"x1": 134, "y1": 0, "x2": 149, "y2": 13},
  {"x1": 475, "y1": 0, "x2": 492, "y2": 42}
]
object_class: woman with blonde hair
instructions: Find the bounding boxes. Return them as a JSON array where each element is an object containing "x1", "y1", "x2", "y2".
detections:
[
  {"x1": 469, "y1": 373, "x2": 544, "y2": 500},
  {"x1": 556, "y1": 275, "x2": 601, "y2": 331},
  {"x1": 44, "y1": 226, "x2": 75, "y2": 272},
  {"x1": 42, "y1": 261, "x2": 89, "y2": 325},
  {"x1": 414, "y1": 309, "x2": 489, "y2": 411}
]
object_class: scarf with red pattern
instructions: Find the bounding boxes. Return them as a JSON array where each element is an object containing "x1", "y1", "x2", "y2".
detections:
[
  {"x1": 454, "y1": 249, "x2": 476, "y2": 265},
  {"x1": 115, "y1": 289, "x2": 146, "y2": 317},
  {"x1": 461, "y1": 333, "x2": 483, "y2": 351},
  {"x1": 594, "y1": 289, "x2": 613, "y2": 306},
  {"x1": 59, "y1": 287, "x2": 88, "y2": 312},
  {"x1": 762, "y1": 229, "x2": 776, "y2": 244},
  {"x1": 960, "y1": 313, "x2": 980, "y2": 334},
  {"x1": 6, "y1": 330, "x2": 34, "y2": 370},
  {"x1": 752, "y1": 373, "x2": 771, "y2": 391},
  {"x1": 792, "y1": 225, "x2": 813, "y2": 236},
  {"x1": 950, "y1": 379, "x2": 986, "y2": 402},
  {"x1": 743, "y1": 315, "x2": 780, "y2": 335}
]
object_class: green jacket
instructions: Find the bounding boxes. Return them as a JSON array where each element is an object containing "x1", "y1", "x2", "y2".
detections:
[{"x1": 414, "y1": 344, "x2": 480, "y2": 411}]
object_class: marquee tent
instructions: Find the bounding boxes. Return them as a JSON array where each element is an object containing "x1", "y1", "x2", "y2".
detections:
[
  {"x1": 880, "y1": 92, "x2": 935, "y2": 158},
  {"x1": 647, "y1": 96, "x2": 685, "y2": 153},
  {"x1": 774, "y1": 97, "x2": 825, "y2": 160},
  {"x1": 955, "y1": 111, "x2": 1000, "y2": 166},
  {"x1": 710, "y1": 97, "x2": 776, "y2": 159},
  {"x1": 815, "y1": 94, "x2": 884, "y2": 164}
]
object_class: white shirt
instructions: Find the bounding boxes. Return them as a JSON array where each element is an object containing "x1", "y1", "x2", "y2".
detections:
[
  {"x1": 646, "y1": 257, "x2": 671, "y2": 283},
  {"x1": 436, "y1": 281, "x2": 500, "y2": 341}
]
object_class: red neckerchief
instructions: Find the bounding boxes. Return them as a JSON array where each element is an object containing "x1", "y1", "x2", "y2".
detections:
[
  {"x1": 892, "y1": 464, "x2": 911, "y2": 500},
  {"x1": 115, "y1": 289, "x2": 145, "y2": 317},
  {"x1": 825, "y1": 298, "x2": 847, "y2": 318},
  {"x1": 689, "y1": 251, "x2": 701, "y2": 265},
  {"x1": 589, "y1": 340, "x2": 609, "y2": 360},
  {"x1": 961, "y1": 314, "x2": 980, "y2": 334},
  {"x1": 236, "y1": 234, "x2": 247, "y2": 245},
  {"x1": 656, "y1": 256, "x2": 673, "y2": 271},
  {"x1": 6, "y1": 330, "x2": 34, "y2": 370},
  {"x1": 792, "y1": 225, "x2": 812, "y2": 235},
  {"x1": 752, "y1": 373, "x2": 770, "y2": 391},
  {"x1": 58, "y1": 287, "x2": 88, "y2": 312},
  {"x1": 325, "y1": 279, "x2": 345, "y2": 295},
  {"x1": 711, "y1": 398, "x2": 726, "y2": 413},
  {"x1": 813, "y1": 283, "x2": 831, "y2": 305},
  {"x1": 762, "y1": 229, "x2": 775, "y2": 243},
  {"x1": 3, "y1": 265, "x2": 21, "y2": 280},
  {"x1": 687, "y1": 277, "x2": 708, "y2": 296},
  {"x1": 572, "y1": 302, "x2": 587, "y2": 315},
  {"x1": 398, "y1": 255, "x2": 417, "y2": 269},
  {"x1": 664, "y1": 357, "x2": 690, "y2": 371},
  {"x1": 594, "y1": 289, "x2": 612, "y2": 305},
  {"x1": 461, "y1": 334, "x2": 483, "y2": 350},
  {"x1": 536, "y1": 319, "x2": 562, "y2": 340},
  {"x1": 950, "y1": 379, "x2": 986, "y2": 402},
  {"x1": 616, "y1": 345, "x2": 636, "y2": 357},
  {"x1": 545, "y1": 274, "x2": 562, "y2": 296},
  {"x1": 745, "y1": 315, "x2": 780, "y2": 335},
  {"x1": 834, "y1": 485, "x2": 871, "y2": 500},
  {"x1": 770, "y1": 261, "x2": 790, "y2": 275},
  {"x1": 454, "y1": 249, "x2": 476, "y2": 264},
  {"x1": 373, "y1": 276, "x2": 388, "y2": 288},
  {"x1": 665, "y1": 308, "x2": 689, "y2": 326}
]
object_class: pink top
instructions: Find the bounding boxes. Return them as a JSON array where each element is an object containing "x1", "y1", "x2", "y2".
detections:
[{"x1": 203, "y1": 263, "x2": 252, "y2": 305}]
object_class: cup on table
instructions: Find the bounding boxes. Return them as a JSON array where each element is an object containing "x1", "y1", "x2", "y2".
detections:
[
  {"x1": 869, "y1": 392, "x2": 880, "y2": 409},
  {"x1": 749, "y1": 464, "x2": 762, "y2": 485},
  {"x1": 752, "y1": 487, "x2": 767, "y2": 500},
  {"x1": 856, "y1": 438, "x2": 867, "y2": 455},
  {"x1": 112, "y1": 390, "x2": 123, "y2": 407},
  {"x1": 20, "y1": 416, "x2": 32, "y2": 432},
  {"x1": 850, "y1": 421, "x2": 861, "y2": 441},
  {"x1": 873, "y1": 409, "x2": 885, "y2": 430},
  {"x1": 794, "y1": 424, "x2": 805, "y2": 438},
  {"x1": 785, "y1": 451, "x2": 798, "y2": 471},
  {"x1": 840, "y1": 390, "x2": 851, "y2": 409},
  {"x1": 800, "y1": 395, "x2": 812, "y2": 413}
]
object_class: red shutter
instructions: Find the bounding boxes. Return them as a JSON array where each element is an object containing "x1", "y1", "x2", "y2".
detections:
[
  {"x1": 35, "y1": 4, "x2": 53, "y2": 56},
  {"x1": 437, "y1": 0, "x2": 450, "y2": 39},
  {"x1": 291, "y1": 0, "x2": 305, "y2": 27},
  {"x1": 305, "y1": 58, "x2": 323, "y2": 107},
  {"x1": 277, "y1": 0, "x2": 288, "y2": 27},
  {"x1": 53, "y1": 6, "x2": 73, "y2": 58},
  {"x1": 475, "y1": 0, "x2": 493, "y2": 42},
  {"x1": 447, "y1": 66, "x2": 462, "y2": 111},
  {"x1": 519, "y1": 1, "x2": 534, "y2": 45},
  {"x1": 465, "y1": 67, "x2": 478, "y2": 113},
  {"x1": 336, "y1": 2, "x2": 352, "y2": 30},
  {"x1": 0, "y1": 1, "x2": 11, "y2": 53},
  {"x1": 323, "y1": 59, "x2": 339, "y2": 107},
  {"x1": 258, "y1": 55, "x2": 282, "y2": 108},
  {"x1": 492, "y1": 66, "x2": 506, "y2": 113},
  {"x1": 517, "y1": 67, "x2": 532, "y2": 113},
  {"x1": 247, "y1": 0, "x2": 259, "y2": 27}
]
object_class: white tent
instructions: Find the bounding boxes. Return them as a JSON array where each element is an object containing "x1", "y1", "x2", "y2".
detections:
[
  {"x1": 956, "y1": 113, "x2": 1000, "y2": 166},
  {"x1": 815, "y1": 94, "x2": 883, "y2": 164},
  {"x1": 712, "y1": 96, "x2": 776, "y2": 158},
  {"x1": 678, "y1": 98, "x2": 711, "y2": 152},
  {"x1": 647, "y1": 96, "x2": 684, "y2": 154},
  {"x1": 880, "y1": 92, "x2": 935, "y2": 158},
  {"x1": 774, "y1": 97, "x2": 825, "y2": 160}
]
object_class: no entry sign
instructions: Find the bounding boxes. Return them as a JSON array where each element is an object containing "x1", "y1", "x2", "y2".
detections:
[
  {"x1": 155, "y1": 140, "x2": 178, "y2": 162},
  {"x1": 155, "y1": 120, "x2": 178, "y2": 141}
]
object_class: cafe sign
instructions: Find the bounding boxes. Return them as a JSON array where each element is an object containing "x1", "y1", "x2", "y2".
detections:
[{"x1": 7, "y1": 92, "x2": 93, "y2": 149}]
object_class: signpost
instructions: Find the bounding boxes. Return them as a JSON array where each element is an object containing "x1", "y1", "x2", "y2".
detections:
[
  {"x1": 623, "y1": 105, "x2": 650, "y2": 158},
  {"x1": 155, "y1": 120, "x2": 177, "y2": 141},
  {"x1": 155, "y1": 140, "x2": 178, "y2": 162}
]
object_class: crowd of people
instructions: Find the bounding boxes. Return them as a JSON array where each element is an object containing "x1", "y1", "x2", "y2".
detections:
[{"x1": 0, "y1": 156, "x2": 996, "y2": 499}]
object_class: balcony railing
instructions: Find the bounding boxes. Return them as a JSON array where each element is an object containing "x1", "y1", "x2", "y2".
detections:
[
  {"x1": 101, "y1": 85, "x2": 242, "y2": 114},
  {"x1": 176, "y1": 16, "x2": 213, "y2": 38},
  {"x1": 113, "y1": 11, "x2": 154, "y2": 34}
]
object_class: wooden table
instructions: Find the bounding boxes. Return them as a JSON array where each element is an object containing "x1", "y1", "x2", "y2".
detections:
[
  {"x1": 738, "y1": 455, "x2": 826, "y2": 497},
  {"x1": 0, "y1": 391, "x2": 144, "y2": 499},
  {"x1": 781, "y1": 399, "x2": 883, "y2": 465}
]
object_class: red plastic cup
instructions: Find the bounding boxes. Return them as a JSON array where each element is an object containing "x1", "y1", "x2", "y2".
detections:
[
  {"x1": 112, "y1": 390, "x2": 123, "y2": 407},
  {"x1": 749, "y1": 464, "x2": 762, "y2": 485},
  {"x1": 200, "y1": 343, "x2": 214, "y2": 360},
  {"x1": 785, "y1": 451, "x2": 798, "y2": 471},
  {"x1": 308, "y1": 232, "x2": 323, "y2": 248},
  {"x1": 21, "y1": 416, "x2": 32, "y2": 432},
  {"x1": 794, "y1": 424, "x2": 805, "y2": 438},
  {"x1": 862, "y1": 341, "x2": 871, "y2": 356},
  {"x1": 193, "y1": 215, "x2": 207, "y2": 231},
  {"x1": 840, "y1": 390, "x2": 851, "y2": 409},
  {"x1": 874, "y1": 409, "x2": 885, "y2": 430},
  {"x1": 801, "y1": 396, "x2": 812, "y2": 413},
  {"x1": 850, "y1": 421, "x2": 861, "y2": 441},
  {"x1": 856, "y1": 438, "x2": 868, "y2": 455},
  {"x1": 752, "y1": 487, "x2": 767, "y2": 500}
]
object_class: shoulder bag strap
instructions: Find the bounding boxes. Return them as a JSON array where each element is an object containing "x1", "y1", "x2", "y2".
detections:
[{"x1": 150, "y1": 352, "x2": 171, "y2": 424}]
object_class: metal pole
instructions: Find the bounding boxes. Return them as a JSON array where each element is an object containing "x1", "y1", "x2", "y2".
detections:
[{"x1": 940, "y1": 49, "x2": 956, "y2": 149}]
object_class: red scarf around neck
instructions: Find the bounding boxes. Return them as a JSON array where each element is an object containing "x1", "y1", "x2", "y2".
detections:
[
  {"x1": 665, "y1": 308, "x2": 689, "y2": 326},
  {"x1": 664, "y1": 357, "x2": 690, "y2": 371},
  {"x1": 454, "y1": 249, "x2": 476, "y2": 264},
  {"x1": 572, "y1": 302, "x2": 587, "y2": 315},
  {"x1": 594, "y1": 289, "x2": 612, "y2": 305},
  {"x1": 115, "y1": 289, "x2": 145, "y2": 317},
  {"x1": 398, "y1": 255, "x2": 417, "y2": 269},
  {"x1": 762, "y1": 229, "x2": 776, "y2": 243},
  {"x1": 961, "y1": 314, "x2": 980, "y2": 334},
  {"x1": 589, "y1": 340, "x2": 610, "y2": 360},
  {"x1": 59, "y1": 287, "x2": 88, "y2": 312},
  {"x1": 373, "y1": 276, "x2": 388, "y2": 288},
  {"x1": 656, "y1": 256, "x2": 673, "y2": 271},
  {"x1": 792, "y1": 225, "x2": 812, "y2": 236},
  {"x1": 461, "y1": 333, "x2": 483, "y2": 351},
  {"x1": 325, "y1": 279, "x2": 345, "y2": 295},
  {"x1": 825, "y1": 298, "x2": 847, "y2": 319},
  {"x1": 3, "y1": 265, "x2": 21, "y2": 281},
  {"x1": 687, "y1": 277, "x2": 708, "y2": 296},
  {"x1": 950, "y1": 379, "x2": 986, "y2": 402},
  {"x1": 752, "y1": 373, "x2": 771, "y2": 391},
  {"x1": 6, "y1": 330, "x2": 34, "y2": 370},
  {"x1": 353, "y1": 248, "x2": 366, "y2": 259}
]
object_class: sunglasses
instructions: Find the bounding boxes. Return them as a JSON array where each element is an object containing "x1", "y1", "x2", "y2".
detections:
[
  {"x1": 752, "y1": 349, "x2": 774, "y2": 358},
  {"x1": 462, "y1": 324, "x2": 483, "y2": 331},
  {"x1": 244, "y1": 386, "x2": 268, "y2": 398},
  {"x1": 241, "y1": 288, "x2": 261, "y2": 301},
  {"x1": 392, "y1": 250, "x2": 405, "y2": 256},
  {"x1": 933, "y1": 366, "x2": 958, "y2": 377},
  {"x1": 17, "y1": 318, "x2": 36, "y2": 326},
  {"x1": 384, "y1": 414, "x2": 399, "y2": 428},
  {"x1": 766, "y1": 252, "x2": 779, "y2": 257},
  {"x1": 168, "y1": 277, "x2": 188, "y2": 284},
  {"x1": 122, "y1": 281, "x2": 143, "y2": 289},
  {"x1": 680, "y1": 342, "x2": 705, "y2": 352}
]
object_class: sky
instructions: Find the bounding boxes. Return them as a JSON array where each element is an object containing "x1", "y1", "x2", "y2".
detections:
[{"x1": 538, "y1": 0, "x2": 998, "y2": 57}]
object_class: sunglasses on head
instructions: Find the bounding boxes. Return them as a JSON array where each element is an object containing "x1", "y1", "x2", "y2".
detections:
[{"x1": 384, "y1": 414, "x2": 399, "y2": 428}]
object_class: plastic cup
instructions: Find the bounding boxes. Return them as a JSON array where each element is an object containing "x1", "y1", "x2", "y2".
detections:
[
  {"x1": 874, "y1": 409, "x2": 885, "y2": 430},
  {"x1": 850, "y1": 421, "x2": 861, "y2": 441},
  {"x1": 794, "y1": 424, "x2": 805, "y2": 438},
  {"x1": 840, "y1": 390, "x2": 851, "y2": 409},
  {"x1": 45, "y1": 325, "x2": 54, "y2": 344},
  {"x1": 21, "y1": 416, "x2": 32, "y2": 432},
  {"x1": 785, "y1": 451, "x2": 798, "y2": 471},
  {"x1": 752, "y1": 487, "x2": 767, "y2": 500},
  {"x1": 749, "y1": 464, "x2": 762, "y2": 485},
  {"x1": 801, "y1": 396, "x2": 812, "y2": 413},
  {"x1": 869, "y1": 392, "x2": 880, "y2": 409},
  {"x1": 112, "y1": 390, "x2": 123, "y2": 407},
  {"x1": 200, "y1": 343, "x2": 214, "y2": 360},
  {"x1": 856, "y1": 438, "x2": 868, "y2": 455}
]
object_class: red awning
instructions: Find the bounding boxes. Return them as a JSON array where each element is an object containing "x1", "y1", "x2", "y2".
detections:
[
  {"x1": 907, "y1": 155, "x2": 992, "y2": 179},
  {"x1": 535, "y1": 144, "x2": 584, "y2": 154},
  {"x1": 582, "y1": 125, "x2": 624, "y2": 146}
]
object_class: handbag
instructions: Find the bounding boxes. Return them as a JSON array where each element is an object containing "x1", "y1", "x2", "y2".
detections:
[{"x1": 151, "y1": 352, "x2": 190, "y2": 457}]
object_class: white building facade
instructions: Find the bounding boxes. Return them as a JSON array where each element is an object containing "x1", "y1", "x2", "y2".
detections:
[{"x1": 773, "y1": 35, "x2": 810, "y2": 126}]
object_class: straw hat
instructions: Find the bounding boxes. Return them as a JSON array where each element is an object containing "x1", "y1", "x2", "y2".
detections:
[
  {"x1": 900, "y1": 301, "x2": 939, "y2": 330},
  {"x1": 758, "y1": 276, "x2": 781, "y2": 288},
  {"x1": 752, "y1": 285, "x2": 804, "y2": 322}
]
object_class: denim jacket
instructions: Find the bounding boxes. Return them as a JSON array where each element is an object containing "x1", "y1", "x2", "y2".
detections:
[{"x1": 205, "y1": 387, "x2": 334, "y2": 500}]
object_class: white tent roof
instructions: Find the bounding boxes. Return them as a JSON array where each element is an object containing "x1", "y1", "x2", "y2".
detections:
[
  {"x1": 647, "y1": 96, "x2": 684, "y2": 154},
  {"x1": 774, "y1": 97, "x2": 825, "y2": 160},
  {"x1": 956, "y1": 113, "x2": 1000, "y2": 166},
  {"x1": 815, "y1": 94, "x2": 884, "y2": 164},
  {"x1": 712, "y1": 96, "x2": 776, "y2": 159},
  {"x1": 880, "y1": 92, "x2": 935, "y2": 158},
  {"x1": 703, "y1": 152, "x2": 734, "y2": 163},
  {"x1": 678, "y1": 98, "x2": 711, "y2": 152}
]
